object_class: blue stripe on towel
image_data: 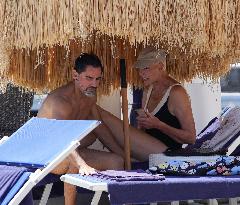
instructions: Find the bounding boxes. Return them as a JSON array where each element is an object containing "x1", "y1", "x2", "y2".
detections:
[
  {"x1": 0, "y1": 165, "x2": 30, "y2": 204},
  {"x1": 1, "y1": 172, "x2": 31, "y2": 205}
]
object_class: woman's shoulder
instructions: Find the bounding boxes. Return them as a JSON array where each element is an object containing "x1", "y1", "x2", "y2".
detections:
[
  {"x1": 169, "y1": 84, "x2": 189, "y2": 100},
  {"x1": 170, "y1": 83, "x2": 186, "y2": 92}
]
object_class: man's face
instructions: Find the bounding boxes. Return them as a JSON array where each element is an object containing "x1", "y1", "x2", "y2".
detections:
[{"x1": 74, "y1": 65, "x2": 102, "y2": 97}]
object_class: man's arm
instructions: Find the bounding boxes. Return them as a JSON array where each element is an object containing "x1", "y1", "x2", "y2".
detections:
[
  {"x1": 38, "y1": 95, "x2": 96, "y2": 175},
  {"x1": 90, "y1": 104, "x2": 125, "y2": 157},
  {"x1": 37, "y1": 95, "x2": 73, "y2": 119}
]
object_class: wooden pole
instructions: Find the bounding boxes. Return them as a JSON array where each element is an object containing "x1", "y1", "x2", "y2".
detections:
[{"x1": 120, "y1": 59, "x2": 131, "y2": 170}]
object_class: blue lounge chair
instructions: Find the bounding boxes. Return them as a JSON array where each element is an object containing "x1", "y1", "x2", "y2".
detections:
[
  {"x1": 0, "y1": 117, "x2": 100, "y2": 205},
  {"x1": 60, "y1": 106, "x2": 240, "y2": 205},
  {"x1": 61, "y1": 173, "x2": 240, "y2": 205}
]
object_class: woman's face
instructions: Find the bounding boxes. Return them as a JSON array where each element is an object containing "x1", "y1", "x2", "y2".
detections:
[{"x1": 139, "y1": 63, "x2": 164, "y2": 86}]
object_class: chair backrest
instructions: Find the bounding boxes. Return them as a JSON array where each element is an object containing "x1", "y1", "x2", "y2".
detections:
[
  {"x1": 0, "y1": 118, "x2": 100, "y2": 205},
  {"x1": 0, "y1": 118, "x2": 100, "y2": 168},
  {"x1": 0, "y1": 84, "x2": 34, "y2": 138}
]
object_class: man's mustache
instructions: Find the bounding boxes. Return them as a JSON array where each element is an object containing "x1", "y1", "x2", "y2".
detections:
[
  {"x1": 86, "y1": 87, "x2": 97, "y2": 91},
  {"x1": 84, "y1": 87, "x2": 97, "y2": 97}
]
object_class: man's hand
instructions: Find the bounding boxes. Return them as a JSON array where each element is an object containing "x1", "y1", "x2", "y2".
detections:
[
  {"x1": 70, "y1": 150, "x2": 96, "y2": 175},
  {"x1": 79, "y1": 163, "x2": 96, "y2": 175}
]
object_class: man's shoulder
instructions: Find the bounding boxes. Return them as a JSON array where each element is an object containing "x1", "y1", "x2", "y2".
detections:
[
  {"x1": 48, "y1": 83, "x2": 72, "y2": 103},
  {"x1": 38, "y1": 93, "x2": 73, "y2": 119},
  {"x1": 37, "y1": 83, "x2": 75, "y2": 119},
  {"x1": 47, "y1": 92, "x2": 72, "y2": 109}
]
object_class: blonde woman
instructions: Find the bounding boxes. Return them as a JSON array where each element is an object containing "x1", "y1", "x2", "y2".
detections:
[{"x1": 95, "y1": 47, "x2": 196, "y2": 161}]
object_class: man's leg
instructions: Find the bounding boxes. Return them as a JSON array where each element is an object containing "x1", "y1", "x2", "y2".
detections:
[
  {"x1": 52, "y1": 158, "x2": 78, "y2": 205},
  {"x1": 51, "y1": 149, "x2": 123, "y2": 205},
  {"x1": 88, "y1": 110, "x2": 125, "y2": 157},
  {"x1": 78, "y1": 148, "x2": 124, "y2": 170},
  {"x1": 79, "y1": 132, "x2": 97, "y2": 149},
  {"x1": 45, "y1": 131, "x2": 96, "y2": 202},
  {"x1": 96, "y1": 106, "x2": 168, "y2": 161}
]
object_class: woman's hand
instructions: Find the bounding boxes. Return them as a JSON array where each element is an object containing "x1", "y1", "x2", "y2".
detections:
[
  {"x1": 79, "y1": 163, "x2": 96, "y2": 175},
  {"x1": 137, "y1": 112, "x2": 163, "y2": 129}
]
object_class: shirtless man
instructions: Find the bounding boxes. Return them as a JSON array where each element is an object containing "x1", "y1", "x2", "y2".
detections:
[{"x1": 37, "y1": 53, "x2": 124, "y2": 205}]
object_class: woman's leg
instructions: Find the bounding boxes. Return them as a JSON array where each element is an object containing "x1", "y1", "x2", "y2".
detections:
[{"x1": 96, "y1": 106, "x2": 167, "y2": 161}]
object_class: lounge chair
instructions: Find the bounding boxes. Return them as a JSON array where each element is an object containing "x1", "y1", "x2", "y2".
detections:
[
  {"x1": 60, "y1": 107, "x2": 240, "y2": 205},
  {"x1": 61, "y1": 172, "x2": 240, "y2": 205},
  {"x1": 0, "y1": 117, "x2": 100, "y2": 205}
]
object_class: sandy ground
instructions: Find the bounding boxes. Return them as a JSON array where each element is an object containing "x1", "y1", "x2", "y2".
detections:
[
  {"x1": 34, "y1": 195, "x2": 237, "y2": 205},
  {"x1": 34, "y1": 192, "x2": 110, "y2": 205}
]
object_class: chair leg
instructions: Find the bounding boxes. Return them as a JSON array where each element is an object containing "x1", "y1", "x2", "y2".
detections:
[
  {"x1": 229, "y1": 198, "x2": 238, "y2": 205},
  {"x1": 208, "y1": 199, "x2": 218, "y2": 205},
  {"x1": 171, "y1": 201, "x2": 180, "y2": 205},
  {"x1": 39, "y1": 183, "x2": 53, "y2": 205},
  {"x1": 150, "y1": 203, "x2": 157, "y2": 205},
  {"x1": 91, "y1": 191, "x2": 103, "y2": 205}
]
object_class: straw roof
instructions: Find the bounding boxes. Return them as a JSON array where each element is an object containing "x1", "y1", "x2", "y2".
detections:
[{"x1": 1, "y1": 0, "x2": 240, "y2": 94}]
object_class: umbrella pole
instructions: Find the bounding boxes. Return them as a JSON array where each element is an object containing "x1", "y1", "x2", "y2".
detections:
[{"x1": 120, "y1": 59, "x2": 131, "y2": 170}]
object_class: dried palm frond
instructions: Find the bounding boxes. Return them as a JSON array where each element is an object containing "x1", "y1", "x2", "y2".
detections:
[
  {"x1": 6, "y1": 35, "x2": 140, "y2": 94},
  {"x1": 1, "y1": 0, "x2": 240, "y2": 94}
]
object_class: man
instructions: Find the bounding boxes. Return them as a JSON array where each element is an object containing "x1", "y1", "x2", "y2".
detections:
[{"x1": 37, "y1": 53, "x2": 124, "y2": 205}]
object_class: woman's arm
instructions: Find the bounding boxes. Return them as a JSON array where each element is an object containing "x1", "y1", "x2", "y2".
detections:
[{"x1": 137, "y1": 86, "x2": 196, "y2": 144}]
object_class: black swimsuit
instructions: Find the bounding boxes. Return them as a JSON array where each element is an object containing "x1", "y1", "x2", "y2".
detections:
[{"x1": 144, "y1": 85, "x2": 182, "y2": 150}]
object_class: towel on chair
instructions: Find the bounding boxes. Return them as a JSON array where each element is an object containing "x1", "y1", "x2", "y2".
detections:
[
  {"x1": 94, "y1": 169, "x2": 164, "y2": 182},
  {"x1": 148, "y1": 156, "x2": 240, "y2": 176},
  {"x1": 0, "y1": 165, "x2": 28, "y2": 204},
  {"x1": 69, "y1": 170, "x2": 165, "y2": 205}
]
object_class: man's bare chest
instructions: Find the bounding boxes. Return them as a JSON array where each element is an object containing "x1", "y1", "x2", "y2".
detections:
[{"x1": 71, "y1": 102, "x2": 93, "y2": 120}]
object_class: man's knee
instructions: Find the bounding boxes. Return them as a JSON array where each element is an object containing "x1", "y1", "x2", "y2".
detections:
[
  {"x1": 79, "y1": 133, "x2": 97, "y2": 148},
  {"x1": 68, "y1": 163, "x2": 79, "y2": 174},
  {"x1": 51, "y1": 159, "x2": 70, "y2": 175},
  {"x1": 52, "y1": 158, "x2": 79, "y2": 175},
  {"x1": 107, "y1": 154, "x2": 124, "y2": 170}
]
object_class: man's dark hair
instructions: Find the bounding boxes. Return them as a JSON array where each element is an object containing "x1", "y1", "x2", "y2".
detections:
[{"x1": 74, "y1": 53, "x2": 103, "y2": 73}]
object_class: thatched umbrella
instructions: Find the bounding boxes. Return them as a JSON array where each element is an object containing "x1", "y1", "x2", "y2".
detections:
[
  {"x1": 1, "y1": 0, "x2": 240, "y2": 92},
  {"x1": 1, "y1": 0, "x2": 240, "y2": 169}
]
